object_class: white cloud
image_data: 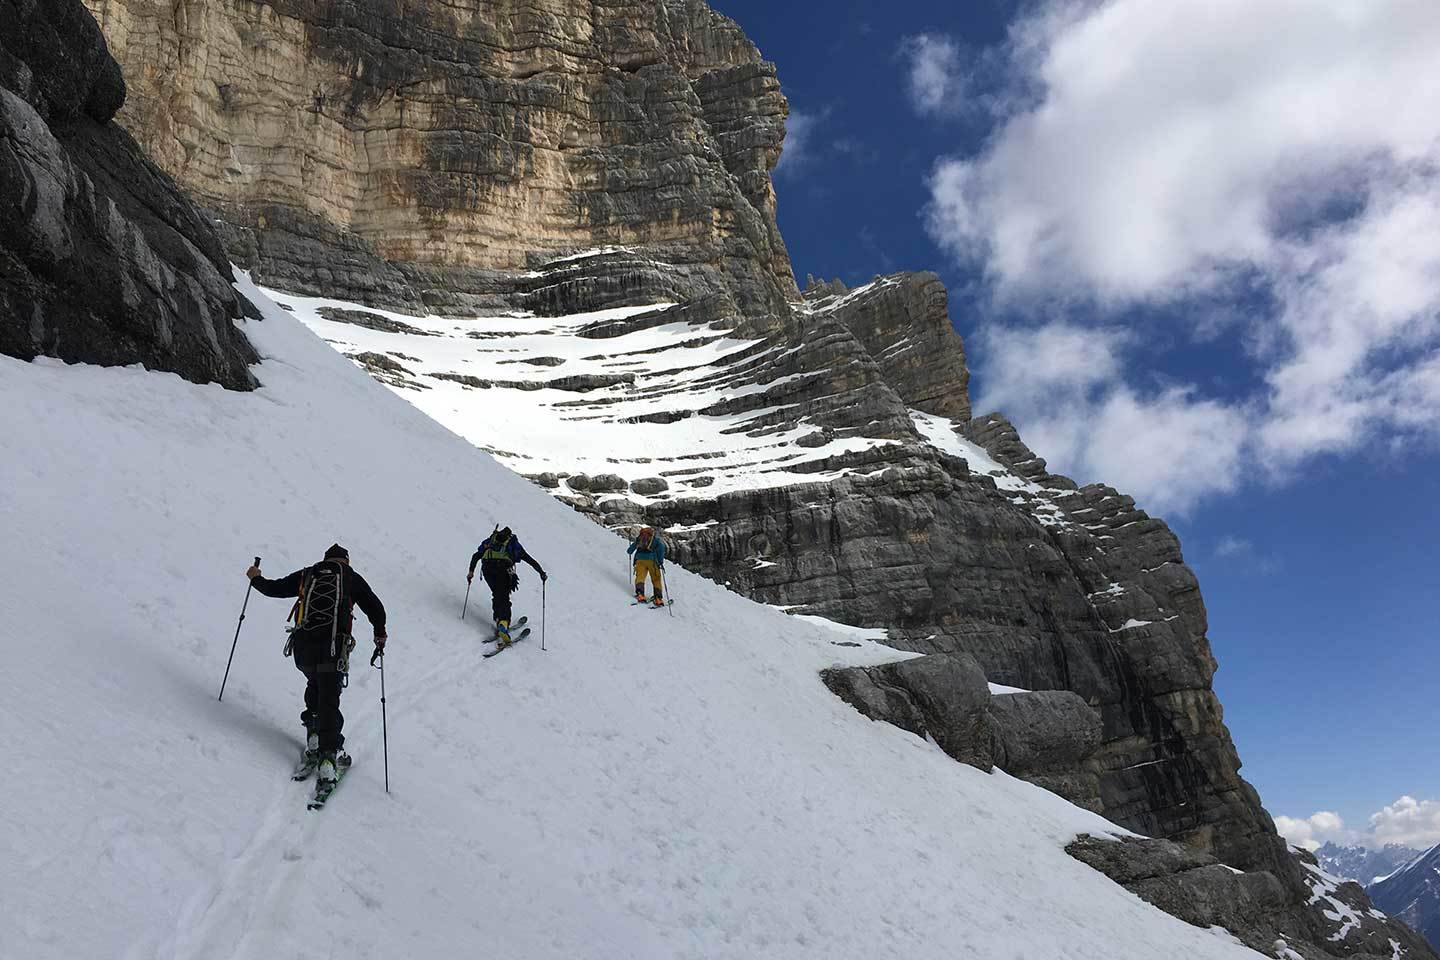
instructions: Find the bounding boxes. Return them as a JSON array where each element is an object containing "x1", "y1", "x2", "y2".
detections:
[
  {"x1": 973, "y1": 322, "x2": 1246, "y2": 514},
  {"x1": 927, "y1": 0, "x2": 1440, "y2": 506},
  {"x1": 901, "y1": 34, "x2": 966, "y2": 116},
  {"x1": 1276, "y1": 797, "x2": 1440, "y2": 853},
  {"x1": 1215, "y1": 535, "x2": 1252, "y2": 557},
  {"x1": 1370, "y1": 796, "x2": 1440, "y2": 849},
  {"x1": 1275, "y1": 811, "x2": 1349, "y2": 852},
  {"x1": 776, "y1": 109, "x2": 823, "y2": 177}
]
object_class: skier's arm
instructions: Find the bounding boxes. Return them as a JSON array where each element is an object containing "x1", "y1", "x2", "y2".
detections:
[
  {"x1": 250, "y1": 569, "x2": 303, "y2": 598},
  {"x1": 518, "y1": 548, "x2": 547, "y2": 580},
  {"x1": 655, "y1": 540, "x2": 666, "y2": 565},
  {"x1": 349, "y1": 571, "x2": 387, "y2": 638},
  {"x1": 468, "y1": 546, "x2": 483, "y2": 577}
]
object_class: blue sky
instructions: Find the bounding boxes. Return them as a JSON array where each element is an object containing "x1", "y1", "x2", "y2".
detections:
[{"x1": 711, "y1": 0, "x2": 1440, "y2": 850}]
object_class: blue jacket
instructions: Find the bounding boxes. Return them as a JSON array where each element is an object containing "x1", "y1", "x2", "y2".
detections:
[
  {"x1": 470, "y1": 534, "x2": 545, "y2": 577},
  {"x1": 627, "y1": 535, "x2": 666, "y2": 564}
]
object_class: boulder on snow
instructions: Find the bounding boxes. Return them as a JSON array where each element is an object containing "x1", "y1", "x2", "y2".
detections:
[
  {"x1": 630, "y1": 477, "x2": 669, "y2": 495},
  {"x1": 822, "y1": 652, "x2": 992, "y2": 772},
  {"x1": 587, "y1": 473, "x2": 628, "y2": 493},
  {"x1": 988, "y1": 690, "x2": 1102, "y2": 812}
]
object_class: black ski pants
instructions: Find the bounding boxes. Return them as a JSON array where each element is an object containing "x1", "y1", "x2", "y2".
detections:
[
  {"x1": 293, "y1": 632, "x2": 346, "y2": 753},
  {"x1": 481, "y1": 559, "x2": 518, "y2": 624}
]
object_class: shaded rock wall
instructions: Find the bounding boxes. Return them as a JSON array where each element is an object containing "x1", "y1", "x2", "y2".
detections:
[
  {"x1": 0, "y1": 0, "x2": 257, "y2": 388},
  {"x1": 82, "y1": 0, "x2": 797, "y2": 317}
]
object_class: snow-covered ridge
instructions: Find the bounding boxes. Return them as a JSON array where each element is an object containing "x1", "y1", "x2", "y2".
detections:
[{"x1": 0, "y1": 276, "x2": 1264, "y2": 960}]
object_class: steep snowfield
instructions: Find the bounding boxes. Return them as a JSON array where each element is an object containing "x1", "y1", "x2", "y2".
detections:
[{"x1": 0, "y1": 277, "x2": 1261, "y2": 959}]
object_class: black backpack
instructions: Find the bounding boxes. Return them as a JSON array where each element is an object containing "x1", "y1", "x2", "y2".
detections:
[{"x1": 288, "y1": 560, "x2": 352, "y2": 661}]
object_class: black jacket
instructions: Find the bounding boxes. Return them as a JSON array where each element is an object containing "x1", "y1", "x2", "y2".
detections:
[{"x1": 253, "y1": 562, "x2": 387, "y2": 637}]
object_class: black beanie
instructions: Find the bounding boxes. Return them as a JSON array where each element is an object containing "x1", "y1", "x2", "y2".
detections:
[{"x1": 324, "y1": 543, "x2": 349, "y2": 561}]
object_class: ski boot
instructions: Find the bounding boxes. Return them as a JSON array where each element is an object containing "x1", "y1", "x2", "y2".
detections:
[
  {"x1": 495, "y1": 619, "x2": 512, "y2": 649},
  {"x1": 317, "y1": 751, "x2": 352, "y2": 785},
  {"x1": 652, "y1": 595, "x2": 665, "y2": 608}
]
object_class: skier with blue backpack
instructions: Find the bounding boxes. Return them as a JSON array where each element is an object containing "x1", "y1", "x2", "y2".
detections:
[
  {"x1": 628, "y1": 526, "x2": 667, "y2": 607},
  {"x1": 467, "y1": 526, "x2": 547, "y2": 648}
]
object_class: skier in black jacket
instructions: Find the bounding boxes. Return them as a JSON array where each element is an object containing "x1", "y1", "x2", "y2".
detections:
[
  {"x1": 467, "y1": 526, "x2": 546, "y2": 646},
  {"x1": 247, "y1": 544, "x2": 386, "y2": 785}
]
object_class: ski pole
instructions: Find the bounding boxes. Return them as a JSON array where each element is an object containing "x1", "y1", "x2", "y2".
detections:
[
  {"x1": 461, "y1": 577, "x2": 472, "y2": 620},
  {"x1": 377, "y1": 652, "x2": 390, "y2": 794},
  {"x1": 219, "y1": 556, "x2": 261, "y2": 701},
  {"x1": 662, "y1": 565, "x2": 674, "y2": 617},
  {"x1": 541, "y1": 579, "x2": 547, "y2": 652}
]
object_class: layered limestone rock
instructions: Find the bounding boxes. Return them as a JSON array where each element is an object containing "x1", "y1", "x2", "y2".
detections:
[
  {"x1": 0, "y1": 0, "x2": 257, "y2": 388},
  {"x1": 81, "y1": 0, "x2": 797, "y2": 318}
]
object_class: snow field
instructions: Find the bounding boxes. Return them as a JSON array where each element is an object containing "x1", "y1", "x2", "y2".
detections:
[{"x1": 0, "y1": 275, "x2": 1263, "y2": 959}]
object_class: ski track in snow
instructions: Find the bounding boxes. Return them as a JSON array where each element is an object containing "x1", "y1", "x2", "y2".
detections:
[{"x1": 0, "y1": 273, "x2": 1265, "y2": 959}]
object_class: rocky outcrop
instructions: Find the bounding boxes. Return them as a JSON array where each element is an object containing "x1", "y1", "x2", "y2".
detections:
[
  {"x1": 1072, "y1": 835, "x2": 1435, "y2": 959},
  {"x1": 989, "y1": 691, "x2": 1103, "y2": 812},
  {"x1": 82, "y1": 0, "x2": 798, "y2": 318},
  {"x1": 822, "y1": 653, "x2": 993, "y2": 772},
  {"x1": 803, "y1": 274, "x2": 970, "y2": 421},
  {"x1": 0, "y1": 0, "x2": 257, "y2": 388}
]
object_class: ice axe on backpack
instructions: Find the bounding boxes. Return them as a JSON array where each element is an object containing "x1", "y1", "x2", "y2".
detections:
[{"x1": 219, "y1": 556, "x2": 261, "y2": 702}]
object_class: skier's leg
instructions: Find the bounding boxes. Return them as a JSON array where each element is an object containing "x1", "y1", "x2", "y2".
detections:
[
  {"x1": 483, "y1": 563, "x2": 511, "y2": 624},
  {"x1": 634, "y1": 559, "x2": 650, "y2": 600},
  {"x1": 313, "y1": 665, "x2": 344, "y2": 754},
  {"x1": 648, "y1": 561, "x2": 663, "y2": 601}
]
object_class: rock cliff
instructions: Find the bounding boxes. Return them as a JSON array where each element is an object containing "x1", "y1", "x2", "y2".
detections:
[
  {"x1": 82, "y1": 0, "x2": 797, "y2": 318},
  {"x1": 78, "y1": 0, "x2": 1426, "y2": 955},
  {"x1": 1, "y1": 0, "x2": 257, "y2": 388}
]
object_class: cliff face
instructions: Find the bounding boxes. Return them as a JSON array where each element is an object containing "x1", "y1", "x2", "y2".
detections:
[
  {"x1": 82, "y1": 0, "x2": 796, "y2": 317},
  {"x1": 81, "y1": 0, "x2": 1425, "y2": 955},
  {"x1": 0, "y1": 0, "x2": 257, "y2": 388}
]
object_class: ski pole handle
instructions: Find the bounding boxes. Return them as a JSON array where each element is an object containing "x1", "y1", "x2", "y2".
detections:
[{"x1": 254, "y1": 556, "x2": 261, "y2": 568}]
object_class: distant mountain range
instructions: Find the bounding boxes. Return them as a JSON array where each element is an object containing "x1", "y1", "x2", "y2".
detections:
[
  {"x1": 1371, "y1": 844, "x2": 1440, "y2": 951},
  {"x1": 1316, "y1": 842, "x2": 1421, "y2": 884}
]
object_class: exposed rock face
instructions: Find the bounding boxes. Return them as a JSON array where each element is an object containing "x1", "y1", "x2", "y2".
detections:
[
  {"x1": 822, "y1": 653, "x2": 993, "y2": 772},
  {"x1": 988, "y1": 691, "x2": 1103, "y2": 812},
  {"x1": 81, "y1": 0, "x2": 798, "y2": 318},
  {"x1": 0, "y1": 0, "x2": 257, "y2": 388},
  {"x1": 1072, "y1": 835, "x2": 1435, "y2": 960}
]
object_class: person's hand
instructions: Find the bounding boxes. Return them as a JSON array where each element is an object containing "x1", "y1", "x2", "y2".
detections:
[
  {"x1": 246, "y1": 565, "x2": 261, "y2": 580},
  {"x1": 466, "y1": 571, "x2": 474, "y2": 583},
  {"x1": 370, "y1": 634, "x2": 387, "y2": 666},
  {"x1": 540, "y1": 571, "x2": 549, "y2": 583}
]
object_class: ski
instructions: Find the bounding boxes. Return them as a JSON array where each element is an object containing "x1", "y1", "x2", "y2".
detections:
[
  {"x1": 482, "y1": 616, "x2": 527, "y2": 642},
  {"x1": 307, "y1": 761, "x2": 351, "y2": 810},
  {"x1": 291, "y1": 752, "x2": 318, "y2": 781},
  {"x1": 482, "y1": 627, "x2": 531, "y2": 658}
]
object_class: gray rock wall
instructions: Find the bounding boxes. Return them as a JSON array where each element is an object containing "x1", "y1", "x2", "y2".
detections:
[{"x1": 0, "y1": 0, "x2": 258, "y2": 389}]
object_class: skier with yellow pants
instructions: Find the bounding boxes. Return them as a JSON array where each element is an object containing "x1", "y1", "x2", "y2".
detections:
[{"x1": 628, "y1": 526, "x2": 667, "y2": 607}]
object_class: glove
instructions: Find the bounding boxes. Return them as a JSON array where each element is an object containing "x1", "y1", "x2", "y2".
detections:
[
  {"x1": 466, "y1": 571, "x2": 474, "y2": 583},
  {"x1": 246, "y1": 564, "x2": 261, "y2": 580},
  {"x1": 370, "y1": 634, "x2": 387, "y2": 666},
  {"x1": 540, "y1": 570, "x2": 549, "y2": 583}
]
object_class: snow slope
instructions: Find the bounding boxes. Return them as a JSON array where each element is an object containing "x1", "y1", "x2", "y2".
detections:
[{"x1": 0, "y1": 277, "x2": 1263, "y2": 959}]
